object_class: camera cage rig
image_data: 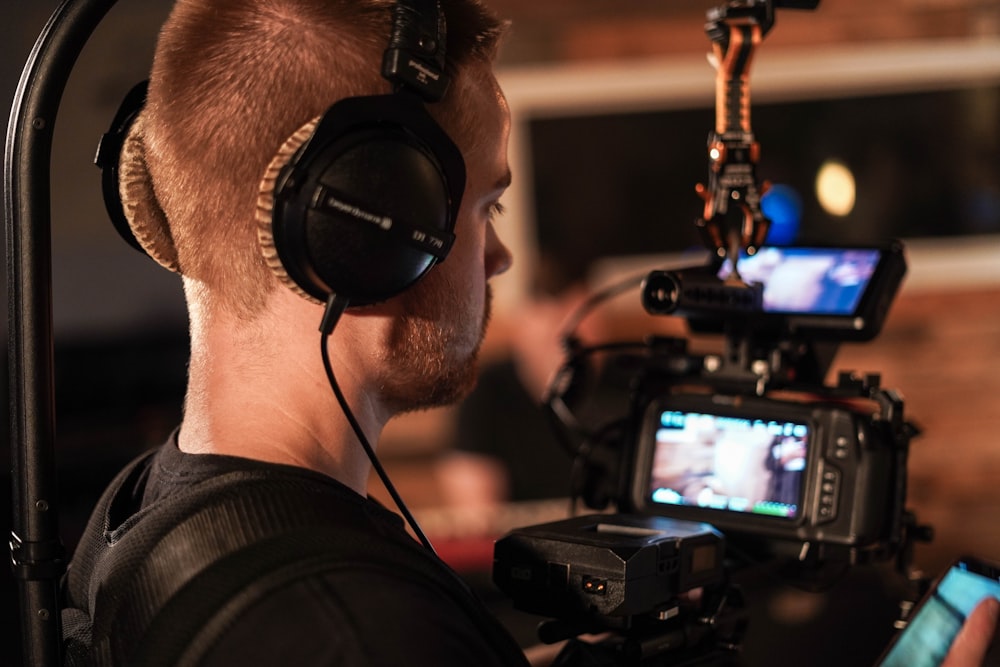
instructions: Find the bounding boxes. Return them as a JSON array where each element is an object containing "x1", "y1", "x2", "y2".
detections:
[
  {"x1": 492, "y1": 1, "x2": 936, "y2": 663},
  {"x1": 536, "y1": 0, "x2": 926, "y2": 569}
]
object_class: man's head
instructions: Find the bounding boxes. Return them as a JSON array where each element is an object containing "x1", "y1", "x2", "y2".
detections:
[{"x1": 137, "y1": 0, "x2": 506, "y2": 320}]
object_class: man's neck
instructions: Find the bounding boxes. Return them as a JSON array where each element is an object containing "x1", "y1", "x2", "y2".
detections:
[{"x1": 179, "y1": 291, "x2": 390, "y2": 496}]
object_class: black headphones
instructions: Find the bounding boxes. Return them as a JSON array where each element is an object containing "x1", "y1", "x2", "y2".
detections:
[{"x1": 97, "y1": 0, "x2": 465, "y2": 305}]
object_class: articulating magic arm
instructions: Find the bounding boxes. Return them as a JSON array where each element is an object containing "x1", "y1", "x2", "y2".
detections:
[{"x1": 695, "y1": 0, "x2": 819, "y2": 277}]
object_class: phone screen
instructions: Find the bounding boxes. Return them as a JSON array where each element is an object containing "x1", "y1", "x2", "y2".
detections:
[{"x1": 878, "y1": 557, "x2": 1000, "y2": 667}]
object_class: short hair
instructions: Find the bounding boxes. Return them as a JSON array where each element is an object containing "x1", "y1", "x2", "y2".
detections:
[{"x1": 142, "y1": 0, "x2": 506, "y2": 318}]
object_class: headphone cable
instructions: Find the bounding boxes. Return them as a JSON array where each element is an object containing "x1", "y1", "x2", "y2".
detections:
[{"x1": 319, "y1": 294, "x2": 436, "y2": 554}]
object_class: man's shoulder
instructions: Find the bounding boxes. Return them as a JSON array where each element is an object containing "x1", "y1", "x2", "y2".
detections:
[
  {"x1": 68, "y1": 439, "x2": 529, "y2": 667},
  {"x1": 198, "y1": 562, "x2": 529, "y2": 666},
  {"x1": 160, "y1": 497, "x2": 531, "y2": 667}
]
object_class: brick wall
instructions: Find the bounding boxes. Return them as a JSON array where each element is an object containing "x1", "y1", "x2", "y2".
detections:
[{"x1": 834, "y1": 286, "x2": 1000, "y2": 572}]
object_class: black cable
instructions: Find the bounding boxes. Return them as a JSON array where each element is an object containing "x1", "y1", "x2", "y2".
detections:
[
  {"x1": 318, "y1": 295, "x2": 436, "y2": 554},
  {"x1": 543, "y1": 267, "x2": 653, "y2": 450},
  {"x1": 557, "y1": 271, "x2": 648, "y2": 344},
  {"x1": 544, "y1": 339, "x2": 653, "y2": 449},
  {"x1": 544, "y1": 257, "x2": 709, "y2": 459},
  {"x1": 556, "y1": 256, "x2": 706, "y2": 345}
]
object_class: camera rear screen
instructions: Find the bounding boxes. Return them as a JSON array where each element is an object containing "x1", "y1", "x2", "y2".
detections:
[
  {"x1": 717, "y1": 247, "x2": 882, "y2": 316},
  {"x1": 648, "y1": 410, "x2": 810, "y2": 520}
]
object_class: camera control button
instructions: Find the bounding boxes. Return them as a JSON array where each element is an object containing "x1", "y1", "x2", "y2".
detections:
[
  {"x1": 833, "y1": 435, "x2": 851, "y2": 460},
  {"x1": 817, "y1": 466, "x2": 840, "y2": 523}
]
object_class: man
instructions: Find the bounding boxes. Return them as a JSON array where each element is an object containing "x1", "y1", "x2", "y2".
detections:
[
  {"x1": 59, "y1": 0, "x2": 996, "y2": 665},
  {"x1": 63, "y1": 0, "x2": 527, "y2": 664}
]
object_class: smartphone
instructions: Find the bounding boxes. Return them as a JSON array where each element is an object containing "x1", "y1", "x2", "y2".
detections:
[{"x1": 877, "y1": 556, "x2": 1000, "y2": 667}]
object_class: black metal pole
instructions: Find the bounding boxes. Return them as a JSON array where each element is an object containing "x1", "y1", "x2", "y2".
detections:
[{"x1": 5, "y1": 1, "x2": 118, "y2": 665}]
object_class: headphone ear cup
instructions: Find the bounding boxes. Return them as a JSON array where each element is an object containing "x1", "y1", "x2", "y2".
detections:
[
  {"x1": 118, "y1": 112, "x2": 181, "y2": 273},
  {"x1": 258, "y1": 117, "x2": 324, "y2": 304},
  {"x1": 97, "y1": 81, "x2": 181, "y2": 272},
  {"x1": 257, "y1": 93, "x2": 465, "y2": 306}
]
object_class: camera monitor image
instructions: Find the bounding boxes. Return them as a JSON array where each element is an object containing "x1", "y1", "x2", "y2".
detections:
[
  {"x1": 647, "y1": 409, "x2": 810, "y2": 521},
  {"x1": 717, "y1": 246, "x2": 882, "y2": 316}
]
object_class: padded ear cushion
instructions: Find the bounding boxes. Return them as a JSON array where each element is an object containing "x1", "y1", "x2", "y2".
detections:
[
  {"x1": 257, "y1": 117, "x2": 324, "y2": 304},
  {"x1": 257, "y1": 93, "x2": 466, "y2": 306},
  {"x1": 118, "y1": 112, "x2": 181, "y2": 273}
]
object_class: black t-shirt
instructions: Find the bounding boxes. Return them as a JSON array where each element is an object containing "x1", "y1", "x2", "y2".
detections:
[{"x1": 69, "y1": 433, "x2": 530, "y2": 667}]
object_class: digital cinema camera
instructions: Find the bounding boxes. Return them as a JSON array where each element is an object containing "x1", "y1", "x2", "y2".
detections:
[
  {"x1": 491, "y1": 1, "x2": 928, "y2": 664},
  {"x1": 492, "y1": 243, "x2": 921, "y2": 665}
]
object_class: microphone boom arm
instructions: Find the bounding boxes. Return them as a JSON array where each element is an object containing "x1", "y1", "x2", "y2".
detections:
[{"x1": 695, "y1": 0, "x2": 820, "y2": 275}]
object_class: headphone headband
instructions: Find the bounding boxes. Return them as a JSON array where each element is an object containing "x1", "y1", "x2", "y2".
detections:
[{"x1": 382, "y1": 0, "x2": 450, "y2": 101}]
